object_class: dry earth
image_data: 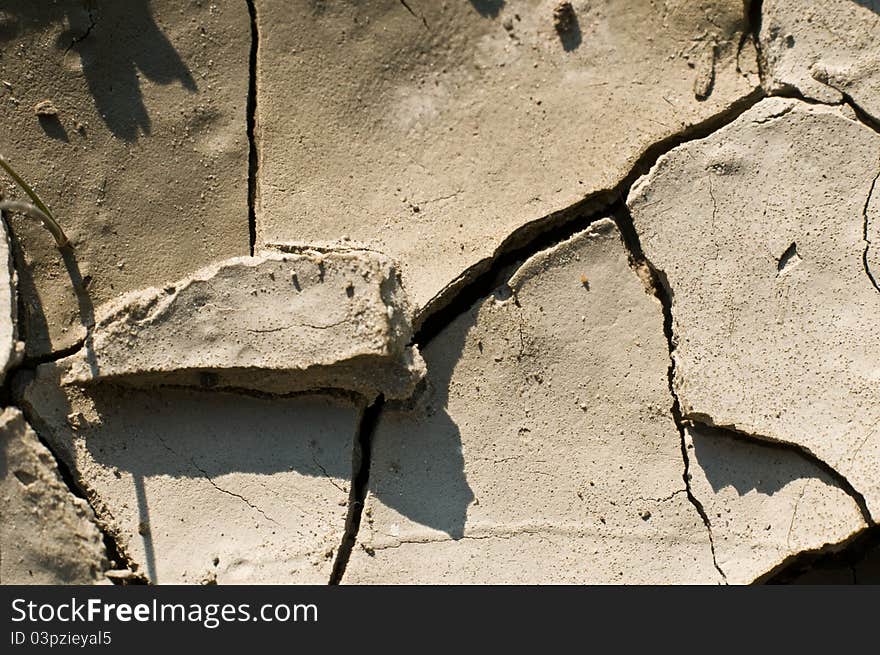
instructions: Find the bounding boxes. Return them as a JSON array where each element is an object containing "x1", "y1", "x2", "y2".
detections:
[{"x1": 0, "y1": 0, "x2": 878, "y2": 584}]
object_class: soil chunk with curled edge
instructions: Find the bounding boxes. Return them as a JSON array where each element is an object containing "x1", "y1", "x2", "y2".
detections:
[{"x1": 63, "y1": 247, "x2": 425, "y2": 400}]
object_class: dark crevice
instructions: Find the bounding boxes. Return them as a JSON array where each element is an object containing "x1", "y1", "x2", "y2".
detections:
[
  {"x1": 745, "y1": 0, "x2": 764, "y2": 82},
  {"x1": 861, "y1": 165, "x2": 880, "y2": 294},
  {"x1": 844, "y1": 94, "x2": 880, "y2": 135},
  {"x1": 13, "y1": 392, "x2": 146, "y2": 584},
  {"x1": 684, "y1": 419, "x2": 874, "y2": 526},
  {"x1": 616, "y1": 196, "x2": 875, "y2": 579},
  {"x1": 19, "y1": 335, "x2": 86, "y2": 369},
  {"x1": 613, "y1": 206, "x2": 728, "y2": 583},
  {"x1": 761, "y1": 524, "x2": 880, "y2": 584},
  {"x1": 329, "y1": 395, "x2": 383, "y2": 584},
  {"x1": 414, "y1": 87, "x2": 767, "y2": 346},
  {"x1": 414, "y1": 198, "x2": 612, "y2": 346},
  {"x1": 246, "y1": 0, "x2": 259, "y2": 256},
  {"x1": 786, "y1": 60, "x2": 880, "y2": 138},
  {"x1": 760, "y1": 55, "x2": 880, "y2": 139},
  {"x1": 407, "y1": 84, "x2": 770, "y2": 580},
  {"x1": 765, "y1": 85, "x2": 845, "y2": 108}
]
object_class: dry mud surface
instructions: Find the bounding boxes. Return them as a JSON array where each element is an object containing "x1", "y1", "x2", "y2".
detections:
[{"x1": 0, "y1": 1, "x2": 878, "y2": 584}]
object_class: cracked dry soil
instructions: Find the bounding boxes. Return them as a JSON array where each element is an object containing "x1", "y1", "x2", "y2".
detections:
[{"x1": 1, "y1": 0, "x2": 879, "y2": 585}]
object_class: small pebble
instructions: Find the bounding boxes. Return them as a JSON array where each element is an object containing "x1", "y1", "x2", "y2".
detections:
[{"x1": 33, "y1": 99, "x2": 58, "y2": 117}]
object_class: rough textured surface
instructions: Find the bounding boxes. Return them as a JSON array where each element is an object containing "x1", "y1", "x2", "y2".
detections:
[
  {"x1": 254, "y1": 0, "x2": 758, "y2": 318},
  {"x1": 16, "y1": 364, "x2": 358, "y2": 584},
  {"x1": 64, "y1": 249, "x2": 424, "y2": 400},
  {"x1": 0, "y1": 1, "x2": 250, "y2": 356},
  {"x1": 3, "y1": 2, "x2": 878, "y2": 587},
  {"x1": 628, "y1": 97, "x2": 880, "y2": 520},
  {"x1": 0, "y1": 407, "x2": 107, "y2": 584},
  {"x1": 760, "y1": 0, "x2": 880, "y2": 122},
  {"x1": 345, "y1": 220, "x2": 722, "y2": 584},
  {"x1": 686, "y1": 425, "x2": 867, "y2": 584}
]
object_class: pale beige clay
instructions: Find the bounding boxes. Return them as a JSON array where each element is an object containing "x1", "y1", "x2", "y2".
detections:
[
  {"x1": 629, "y1": 98, "x2": 880, "y2": 520},
  {"x1": 64, "y1": 249, "x2": 425, "y2": 400},
  {"x1": 254, "y1": 0, "x2": 758, "y2": 322},
  {"x1": 686, "y1": 425, "x2": 866, "y2": 584},
  {"x1": 0, "y1": 408, "x2": 107, "y2": 584},
  {"x1": 0, "y1": 1, "x2": 250, "y2": 356},
  {"x1": 346, "y1": 220, "x2": 722, "y2": 584},
  {"x1": 760, "y1": 0, "x2": 880, "y2": 122},
  {"x1": 345, "y1": 218, "x2": 868, "y2": 584},
  {"x1": 2, "y1": 0, "x2": 877, "y2": 586},
  {"x1": 16, "y1": 366, "x2": 359, "y2": 584}
]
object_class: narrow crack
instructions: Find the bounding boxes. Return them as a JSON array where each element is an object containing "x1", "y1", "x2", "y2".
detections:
[
  {"x1": 329, "y1": 395, "x2": 383, "y2": 584},
  {"x1": 414, "y1": 87, "x2": 767, "y2": 346},
  {"x1": 64, "y1": 8, "x2": 97, "y2": 55},
  {"x1": 311, "y1": 454, "x2": 348, "y2": 495},
  {"x1": 399, "y1": 0, "x2": 429, "y2": 29},
  {"x1": 246, "y1": 0, "x2": 260, "y2": 256},
  {"x1": 861, "y1": 164, "x2": 880, "y2": 295},
  {"x1": 844, "y1": 95, "x2": 880, "y2": 135},
  {"x1": 154, "y1": 432, "x2": 279, "y2": 526},
  {"x1": 624, "y1": 489, "x2": 687, "y2": 507},
  {"x1": 190, "y1": 458, "x2": 280, "y2": 526},
  {"x1": 614, "y1": 205, "x2": 728, "y2": 584}
]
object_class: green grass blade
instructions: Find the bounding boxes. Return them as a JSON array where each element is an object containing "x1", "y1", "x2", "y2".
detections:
[{"x1": 0, "y1": 154, "x2": 70, "y2": 248}]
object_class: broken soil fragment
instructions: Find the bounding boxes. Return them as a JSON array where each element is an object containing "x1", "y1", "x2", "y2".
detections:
[
  {"x1": 0, "y1": 408, "x2": 107, "y2": 584},
  {"x1": 64, "y1": 249, "x2": 425, "y2": 400},
  {"x1": 33, "y1": 99, "x2": 58, "y2": 117},
  {"x1": 15, "y1": 368, "x2": 357, "y2": 584},
  {"x1": 345, "y1": 219, "x2": 721, "y2": 584},
  {"x1": 628, "y1": 97, "x2": 880, "y2": 520},
  {"x1": 760, "y1": 0, "x2": 880, "y2": 123},
  {"x1": 686, "y1": 424, "x2": 867, "y2": 584}
]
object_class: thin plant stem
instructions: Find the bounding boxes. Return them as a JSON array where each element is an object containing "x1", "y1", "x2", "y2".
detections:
[
  {"x1": 0, "y1": 200, "x2": 69, "y2": 249},
  {"x1": 0, "y1": 154, "x2": 70, "y2": 248}
]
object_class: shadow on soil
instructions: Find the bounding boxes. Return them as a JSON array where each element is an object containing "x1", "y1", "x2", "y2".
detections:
[
  {"x1": 468, "y1": 0, "x2": 505, "y2": 18},
  {"x1": 691, "y1": 424, "x2": 827, "y2": 497},
  {"x1": 18, "y1": 326, "x2": 474, "y2": 582},
  {"x1": 0, "y1": 0, "x2": 196, "y2": 141},
  {"x1": 367, "y1": 308, "x2": 476, "y2": 542}
]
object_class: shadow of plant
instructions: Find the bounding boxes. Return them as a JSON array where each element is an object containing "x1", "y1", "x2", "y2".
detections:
[{"x1": 0, "y1": 0, "x2": 196, "y2": 141}]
